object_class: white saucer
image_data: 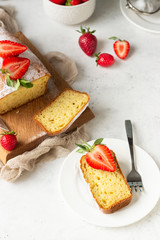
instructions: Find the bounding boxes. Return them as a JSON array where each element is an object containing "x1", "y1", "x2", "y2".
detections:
[
  {"x1": 120, "y1": 0, "x2": 160, "y2": 33},
  {"x1": 59, "y1": 138, "x2": 160, "y2": 227}
]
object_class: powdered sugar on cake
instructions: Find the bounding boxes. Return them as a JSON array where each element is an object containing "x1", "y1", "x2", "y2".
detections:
[{"x1": 0, "y1": 27, "x2": 49, "y2": 99}]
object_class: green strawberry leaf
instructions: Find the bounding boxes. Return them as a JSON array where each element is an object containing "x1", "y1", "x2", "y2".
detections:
[
  {"x1": 93, "y1": 138, "x2": 104, "y2": 146},
  {"x1": 75, "y1": 143, "x2": 90, "y2": 152},
  {"x1": 76, "y1": 149, "x2": 86, "y2": 154},
  {"x1": 65, "y1": 0, "x2": 71, "y2": 5},
  {"x1": 0, "y1": 130, "x2": 16, "y2": 136},
  {"x1": 19, "y1": 79, "x2": 33, "y2": 88},
  {"x1": 108, "y1": 36, "x2": 118, "y2": 40}
]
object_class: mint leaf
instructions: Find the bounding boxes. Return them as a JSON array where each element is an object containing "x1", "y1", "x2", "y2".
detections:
[
  {"x1": 0, "y1": 69, "x2": 8, "y2": 74},
  {"x1": 15, "y1": 79, "x2": 20, "y2": 90},
  {"x1": 6, "y1": 75, "x2": 14, "y2": 87},
  {"x1": 19, "y1": 79, "x2": 33, "y2": 88}
]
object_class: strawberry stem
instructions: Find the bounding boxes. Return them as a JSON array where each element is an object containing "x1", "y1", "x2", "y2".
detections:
[
  {"x1": 76, "y1": 138, "x2": 105, "y2": 154},
  {"x1": 0, "y1": 131, "x2": 17, "y2": 136},
  {"x1": 80, "y1": 139, "x2": 92, "y2": 148},
  {"x1": 109, "y1": 36, "x2": 124, "y2": 41},
  {"x1": 94, "y1": 52, "x2": 101, "y2": 65},
  {"x1": 108, "y1": 36, "x2": 119, "y2": 40},
  {"x1": 76, "y1": 26, "x2": 96, "y2": 35}
]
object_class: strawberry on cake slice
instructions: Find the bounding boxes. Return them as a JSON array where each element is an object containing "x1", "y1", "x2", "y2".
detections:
[{"x1": 76, "y1": 138, "x2": 132, "y2": 213}]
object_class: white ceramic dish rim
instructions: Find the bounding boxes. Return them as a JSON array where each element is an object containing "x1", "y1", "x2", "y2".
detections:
[{"x1": 120, "y1": 0, "x2": 160, "y2": 33}]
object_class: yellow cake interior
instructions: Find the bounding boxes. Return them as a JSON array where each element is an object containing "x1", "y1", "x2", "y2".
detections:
[
  {"x1": 34, "y1": 90, "x2": 89, "y2": 133},
  {"x1": 81, "y1": 155, "x2": 132, "y2": 209},
  {"x1": 0, "y1": 75, "x2": 50, "y2": 114}
]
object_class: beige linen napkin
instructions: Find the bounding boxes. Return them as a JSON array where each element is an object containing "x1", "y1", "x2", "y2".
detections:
[{"x1": 0, "y1": 6, "x2": 90, "y2": 182}]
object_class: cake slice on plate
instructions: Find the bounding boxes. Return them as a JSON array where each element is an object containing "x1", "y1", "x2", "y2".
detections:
[{"x1": 77, "y1": 138, "x2": 132, "y2": 213}]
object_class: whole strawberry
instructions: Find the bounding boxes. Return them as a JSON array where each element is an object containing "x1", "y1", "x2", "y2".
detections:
[
  {"x1": 0, "y1": 131, "x2": 17, "y2": 151},
  {"x1": 50, "y1": 0, "x2": 66, "y2": 4},
  {"x1": 95, "y1": 52, "x2": 114, "y2": 67},
  {"x1": 77, "y1": 26, "x2": 97, "y2": 56},
  {"x1": 70, "y1": 0, "x2": 82, "y2": 5},
  {"x1": 109, "y1": 36, "x2": 130, "y2": 59}
]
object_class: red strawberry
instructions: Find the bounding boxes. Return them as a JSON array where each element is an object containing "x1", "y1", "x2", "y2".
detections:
[
  {"x1": 0, "y1": 40, "x2": 27, "y2": 58},
  {"x1": 50, "y1": 0, "x2": 66, "y2": 4},
  {"x1": 95, "y1": 52, "x2": 114, "y2": 67},
  {"x1": 77, "y1": 26, "x2": 97, "y2": 56},
  {"x1": 76, "y1": 138, "x2": 116, "y2": 172},
  {"x1": 70, "y1": 0, "x2": 82, "y2": 5},
  {"x1": 0, "y1": 131, "x2": 17, "y2": 151},
  {"x1": 109, "y1": 36, "x2": 130, "y2": 59},
  {"x1": 2, "y1": 57, "x2": 30, "y2": 80},
  {"x1": 82, "y1": 0, "x2": 88, "y2": 2}
]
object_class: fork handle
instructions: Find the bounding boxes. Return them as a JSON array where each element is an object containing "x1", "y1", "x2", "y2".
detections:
[{"x1": 125, "y1": 120, "x2": 136, "y2": 171}]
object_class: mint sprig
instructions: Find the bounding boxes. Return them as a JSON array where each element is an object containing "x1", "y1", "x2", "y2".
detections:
[{"x1": 0, "y1": 69, "x2": 33, "y2": 89}]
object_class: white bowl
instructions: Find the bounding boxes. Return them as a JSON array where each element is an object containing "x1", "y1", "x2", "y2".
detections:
[{"x1": 43, "y1": 0, "x2": 96, "y2": 25}]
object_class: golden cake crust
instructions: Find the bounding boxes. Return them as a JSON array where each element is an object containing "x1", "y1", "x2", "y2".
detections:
[{"x1": 80, "y1": 151, "x2": 132, "y2": 214}]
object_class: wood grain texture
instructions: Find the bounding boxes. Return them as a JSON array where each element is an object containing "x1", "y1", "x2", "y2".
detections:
[{"x1": 0, "y1": 32, "x2": 94, "y2": 164}]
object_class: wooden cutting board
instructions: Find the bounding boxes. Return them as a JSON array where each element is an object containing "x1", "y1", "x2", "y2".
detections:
[{"x1": 0, "y1": 32, "x2": 94, "y2": 165}]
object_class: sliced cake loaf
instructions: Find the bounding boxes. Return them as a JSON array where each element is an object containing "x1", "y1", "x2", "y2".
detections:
[
  {"x1": 34, "y1": 89, "x2": 90, "y2": 136},
  {"x1": 80, "y1": 151, "x2": 132, "y2": 213},
  {"x1": 0, "y1": 27, "x2": 50, "y2": 114}
]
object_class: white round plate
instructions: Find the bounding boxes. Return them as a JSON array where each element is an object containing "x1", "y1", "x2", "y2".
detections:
[
  {"x1": 120, "y1": 0, "x2": 160, "y2": 33},
  {"x1": 59, "y1": 138, "x2": 160, "y2": 227}
]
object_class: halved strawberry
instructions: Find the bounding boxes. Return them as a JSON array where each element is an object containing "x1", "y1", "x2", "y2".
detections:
[
  {"x1": 2, "y1": 57, "x2": 30, "y2": 80},
  {"x1": 0, "y1": 40, "x2": 27, "y2": 58},
  {"x1": 76, "y1": 138, "x2": 116, "y2": 172},
  {"x1": 109, "y1": 36, "x2": 130, "y2": 59}
]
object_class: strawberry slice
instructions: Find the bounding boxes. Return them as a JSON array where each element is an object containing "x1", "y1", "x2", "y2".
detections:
[
  {"x1": 2, "y1": 57, "x2": 30, "y2": 80},
  {"x1": 76, "y1": 138, "x2": 116, "y2": 172},
  {"x1": 109, "y1": 36, "x2": 130, "y2": 59},
  {"x1": 86, "y1": 145, "x2": 116, "y2": 172},
  {"x1": 0, "y1": 40, "x2": 27, "y2": 58}
]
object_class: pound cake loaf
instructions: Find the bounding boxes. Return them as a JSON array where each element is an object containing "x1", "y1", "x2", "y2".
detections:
[
  {"x1": 34, "y1": 89, "x2": 90, "y2": 136},
  {"x1": 80, "y1": 151, "x2": 132, "y2": 213},
  {"x1": 0, "y1": 27, "x2": 50, "y2": 114}
]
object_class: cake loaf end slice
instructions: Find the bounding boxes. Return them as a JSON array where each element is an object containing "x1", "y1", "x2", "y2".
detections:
[{"x1": 34, "y1": 89, "x2": 90, "y2": 136}]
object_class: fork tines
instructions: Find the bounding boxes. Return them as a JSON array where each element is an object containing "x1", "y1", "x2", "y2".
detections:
[{"x1": 128, "y1": 181, "x2": 143, "y2": 192}]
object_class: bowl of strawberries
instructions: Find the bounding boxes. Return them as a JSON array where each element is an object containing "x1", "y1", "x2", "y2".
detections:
[{"x1": 43, "y1": 0, "x2": 96, "y2": 25}]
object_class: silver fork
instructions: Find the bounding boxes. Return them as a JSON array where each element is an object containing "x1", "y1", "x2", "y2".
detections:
[{"x1": 125, "y1": 120, "x2": 143, "y2": 192}]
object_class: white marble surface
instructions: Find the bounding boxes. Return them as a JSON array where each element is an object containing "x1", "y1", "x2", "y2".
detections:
[{"x1": 0, "y1": 0, "x2": 160, "y2": 239}]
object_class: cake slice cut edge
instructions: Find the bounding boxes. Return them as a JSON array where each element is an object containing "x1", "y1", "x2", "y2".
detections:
[
  {"x1": 33, "y1": 89, "x2": 90, "y2": 136},
  {"x1": 80, "y1": 151, "x2": 132, "y2": 214}
]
